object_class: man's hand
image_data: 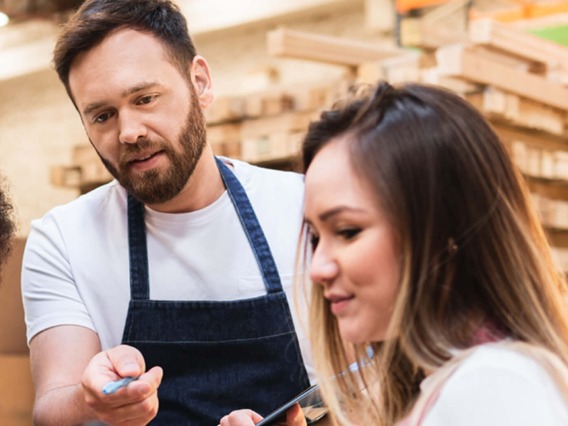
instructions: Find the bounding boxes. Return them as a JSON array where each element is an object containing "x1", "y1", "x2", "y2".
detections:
[{"x1": 81, "y1": 344, "x2": 163, "y2": 425}]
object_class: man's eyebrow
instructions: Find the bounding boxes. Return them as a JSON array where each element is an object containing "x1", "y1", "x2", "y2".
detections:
[
  {"x1": 83, "y1": 102, "x2": 105, "y2": 117},
  {"x1": 121, "y1": 81, "x2": 159, "y2": 97},
  {"x1": 82, "y1": 82, "x2": 160, "y2": 116}
]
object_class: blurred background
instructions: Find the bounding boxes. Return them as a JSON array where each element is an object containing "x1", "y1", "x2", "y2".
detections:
[{"x1": 1, "y1": 1, "x2": 567, "y2": 424}]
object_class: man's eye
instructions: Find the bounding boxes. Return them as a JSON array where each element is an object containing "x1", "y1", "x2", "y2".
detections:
[
  {"x1": 94, "y1": 112, "x2": 112, "y2": 123},
  {"x1": 137, "y1": 95, "x2": 155, "y2": 105}
]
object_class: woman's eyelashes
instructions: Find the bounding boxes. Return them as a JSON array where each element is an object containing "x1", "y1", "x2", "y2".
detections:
[
  {"x1": 310, "y1": 231, "x2": 320, "y2": 251},
  {"x1": 308, "y1": 226, "x2": 362, "y2": 251},
  {"x1": 337, "y1": 227, "x2": 361, "y2": 240}
]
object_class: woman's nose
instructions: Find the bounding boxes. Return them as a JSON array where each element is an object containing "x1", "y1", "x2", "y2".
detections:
[{"x1": 309, "y1": 245, "x2": 339, "y2": 285}]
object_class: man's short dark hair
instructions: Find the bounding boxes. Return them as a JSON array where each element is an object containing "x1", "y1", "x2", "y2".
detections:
[{"x1": 53, "y1": 0, "x2": 197, "y2": 99}]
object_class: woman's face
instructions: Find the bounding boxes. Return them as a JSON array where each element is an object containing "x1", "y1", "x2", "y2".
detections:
[{"x1": 304, "y1": 136, "x2": 400, "y2": 344}]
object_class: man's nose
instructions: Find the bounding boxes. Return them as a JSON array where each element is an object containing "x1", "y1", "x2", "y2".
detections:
[{"x1": 118, "y1": 110, "x2": 147, "y2": 144}]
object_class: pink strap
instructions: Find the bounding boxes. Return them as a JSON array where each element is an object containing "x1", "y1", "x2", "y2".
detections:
[{"x1": 400, "y1": 323, "x2": 505, "y2": 425}]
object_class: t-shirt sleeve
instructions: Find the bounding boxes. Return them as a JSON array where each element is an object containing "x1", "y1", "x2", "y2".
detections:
[
  {"x1": 422, "y1": 352, "x2": 568, "y2": 425},
  {"x1": 21, "y1": 214, "x2": 95, "y2": 344}
]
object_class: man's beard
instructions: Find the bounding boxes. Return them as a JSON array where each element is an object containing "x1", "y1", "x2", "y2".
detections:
[{"x1": 99, "y1": 94, "x2": 207, "y2": 205}]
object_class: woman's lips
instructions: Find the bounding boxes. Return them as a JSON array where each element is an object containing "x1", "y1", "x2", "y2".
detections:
[{"x1": 326, "y1": 294, "x2": 354, "y2": 315}]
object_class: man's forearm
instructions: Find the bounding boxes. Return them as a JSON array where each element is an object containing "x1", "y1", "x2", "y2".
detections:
[{"x1": 33, "y1": 383, "x2": 97, "y2": 426}]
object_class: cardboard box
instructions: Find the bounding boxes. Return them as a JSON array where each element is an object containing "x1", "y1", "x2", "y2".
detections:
[
  {"x1": 0, "y1": 238, "x2": 28, "y2": 354},
  {"x1": 0, "y1": 354, "x2": 34, "y2": 425}
]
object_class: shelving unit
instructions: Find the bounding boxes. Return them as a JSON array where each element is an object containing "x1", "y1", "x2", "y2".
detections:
[{"x1": 48, "y1": 10, "x2": 568, "y2": 275}]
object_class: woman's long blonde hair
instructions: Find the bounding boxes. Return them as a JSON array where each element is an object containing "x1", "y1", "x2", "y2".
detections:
[{"x1": 299, "y1": 81, "x2": 568, "y2": 425}]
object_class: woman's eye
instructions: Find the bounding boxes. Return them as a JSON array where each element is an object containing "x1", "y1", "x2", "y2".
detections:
[
  {"x1": 338, "y1": 228, "x2": 361, "y2": 240},
  {"x1": 310, "y1": 233, "x2": 320, "y2": 250}
]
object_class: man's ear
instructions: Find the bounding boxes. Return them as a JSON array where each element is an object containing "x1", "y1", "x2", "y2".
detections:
[{"x1": 190, "y1": 55, "x2": 214, "y2": 109}]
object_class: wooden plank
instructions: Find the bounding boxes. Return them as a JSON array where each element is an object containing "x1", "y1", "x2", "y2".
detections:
[
  {"x1": 204, "y1": 96, "x2": 245, "y2": 125},
  {"x1": 267, "y1": 27, "x2": 403, "y2": 67},
  {"x1": 395, "y1": 0, "x2": 449, "y2": 13},
  {"x1": 551, "y1": 246, "x2": 568, "y2": 273},
  {"x1": 469, "y1": 5, "x2": 525, "y2": 23},
  {"x1": 181, "y1": 0, "x2": 361, "y2": 36},
  {"x1": 471, "y1": 0, "x2": 568, "y2": 23},
  {"x1": 469, "y1": 87, "x2": 567, "y2": 136},
  {"x1": 72, "y1": 145, "x2": 112, "y2": 184},
  {"x1": 365, "y1": 0, "x2": 394, "y2": 32},
  {"x1": 420, "y1": 67, "x2": 482, "y2": 94},
  {"x1": 511, "y1": 12, "x2": 568, "y2": 30},
  {"x1": 244, "y1": 92, "x2": 295, "y2": 118},
  {"x1": 436, "y1": 44, "x2": 568, "y2": 111},
  {"x1": 358, "y1": 53, "x2": 422, "y2": 85},
  {"x1": 50, "y1": 165, "x2": 81, "y2": 188},
  {"x1": 492, "y1": 121, "x2": 568, "y2": 153},
  {"x1": 240, "y1": 111, "x2": 316, "y2": 162},
  {"x1": 469, "y1": 18, "x2": 568, "y2": 71}
]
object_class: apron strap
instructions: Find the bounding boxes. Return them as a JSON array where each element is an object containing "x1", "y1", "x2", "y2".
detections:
[
  {"x1": 126, "y1": 157, "x2": 285, "y2": 300},
  {"x1": 127, "y1": 193, "x2": 150, "y2": 300},
  {"x1": 215, "y1": 157, "x2": 283, "y2": 294}
]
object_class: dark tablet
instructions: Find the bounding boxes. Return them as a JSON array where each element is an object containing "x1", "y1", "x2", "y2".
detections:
[{"x1": 256, "y1": 384, "x2": 327, "y2": 425}]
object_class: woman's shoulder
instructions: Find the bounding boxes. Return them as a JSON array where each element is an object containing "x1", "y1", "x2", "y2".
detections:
[
  {"x1": 453, "y1": 342, "x2": 554, "y2": 378},
  {"x1": 421, "y1": 342, "x2": 568, "y2": 425}
]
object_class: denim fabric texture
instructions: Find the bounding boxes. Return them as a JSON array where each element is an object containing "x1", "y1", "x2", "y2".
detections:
[{"x1": 122, "y1": 158, "x2": 310, "y2": 425}]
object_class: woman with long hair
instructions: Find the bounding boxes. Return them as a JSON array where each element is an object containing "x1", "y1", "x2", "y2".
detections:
[{"x1": 220, "y1": 81, "x2": 568, "y2": 425}]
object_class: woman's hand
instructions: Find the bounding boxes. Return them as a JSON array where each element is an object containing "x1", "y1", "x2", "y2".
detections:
[
  {"x1": 219, "y1": 403, "x2": 307, "y2": 426},
  {"x1": 218, "y1": 409, "x2": 263, "y2": 426}
]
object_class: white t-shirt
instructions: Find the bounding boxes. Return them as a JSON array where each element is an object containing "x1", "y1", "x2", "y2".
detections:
[
  {"x1": 421, "y1": 344, "x2": 568, "y2": 425},
  {"x1": 22, "y1": 157, "x2": 314, "y2": 381}
]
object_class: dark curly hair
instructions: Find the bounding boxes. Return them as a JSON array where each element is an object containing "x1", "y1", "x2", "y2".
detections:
[{"x1": 0, "y1": 177, "x2": 15, "y2": 276}]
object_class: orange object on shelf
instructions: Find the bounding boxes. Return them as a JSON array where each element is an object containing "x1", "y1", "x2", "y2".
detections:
[
  {"x1": 470, "y1": 0, "x2": 568, "y2": 22},
  {"x1": 530, "y1": 0, "x2": 568, "y2": 18},
  {"x1": 395, "y1": 0, "x2": 450, "y2": 14}
]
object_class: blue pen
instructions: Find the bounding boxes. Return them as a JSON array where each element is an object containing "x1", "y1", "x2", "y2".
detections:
[{"x1": 102, "y1": 376, "x2": 139, "y2": 395}]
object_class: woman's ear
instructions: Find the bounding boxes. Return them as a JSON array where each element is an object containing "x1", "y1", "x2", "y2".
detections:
[{"x1": 190, "y1": 55, "x2": 214, "y2": 109}]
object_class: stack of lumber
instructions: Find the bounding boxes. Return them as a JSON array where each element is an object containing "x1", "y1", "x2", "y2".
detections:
[
  {"x1": 50, "y1": 145, "x2": 112, "y2": 192},
  {"x1": 356, "y1": 17, "x2": 568, "y2": 274},
  {"x1": 205, "y1": 80, "x2": 348, "y2": 163},
  {"x1": 436, "y1": 18, "x2": 568, "y2": 136}
]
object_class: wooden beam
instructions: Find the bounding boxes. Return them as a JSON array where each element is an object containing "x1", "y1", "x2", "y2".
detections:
[
  {"x1": 436, "y1": 44, "x2": 568, "y2": 111},
  {"x1": 364, "y1": 0, "x2": 395, "y2": 32},
  {"x1": 267, "y1": 27, "x2": 403, "y2": 67},
  {"x1": 511, "y1": 12, "x2": 568, "y2": 31},
  {"x1": 178, "y1": 0, "x2": 362, "y2": 36},
  {"x1": 470, "y1": 87, "x2": 567, "y2": 136},
  {"x1": 469, "y1": 18, "x2": 568, "y2": 71},
  {"x1": 395, "y1": 0, "x2": 449, "y2": 14}
]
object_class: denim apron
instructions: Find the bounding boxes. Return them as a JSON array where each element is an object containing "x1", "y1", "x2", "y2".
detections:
[{"x1": 121, "y1": 157, "x2": 310, "y2": 425}]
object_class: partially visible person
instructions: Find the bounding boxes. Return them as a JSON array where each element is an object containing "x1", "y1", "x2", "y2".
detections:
[
  {"x1": 0, "y1": 175, "x2": 15, "y2": 277},
  {"x1": 222, "y1": 81, "x2": 568, "y2": 425},
  {"x1": 21, "y1": 1, "x2": 314, "y2": 425}
]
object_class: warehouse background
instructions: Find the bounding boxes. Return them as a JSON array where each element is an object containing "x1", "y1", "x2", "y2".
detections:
[{"x1": 0, "y1": 0, "x2": 567, "y2": 424}]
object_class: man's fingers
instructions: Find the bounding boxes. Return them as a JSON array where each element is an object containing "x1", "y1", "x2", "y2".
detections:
[{"x1": 105, "y1": 345, "x2": 147, "y2": 378}]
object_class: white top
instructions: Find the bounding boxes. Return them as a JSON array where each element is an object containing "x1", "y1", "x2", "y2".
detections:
[
  {"x1": 22, "y1": 157, "x2": 314, "y2": 381},
  {"x1": 421, "y1": 344, "x2": 568, "y2": 425}
]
